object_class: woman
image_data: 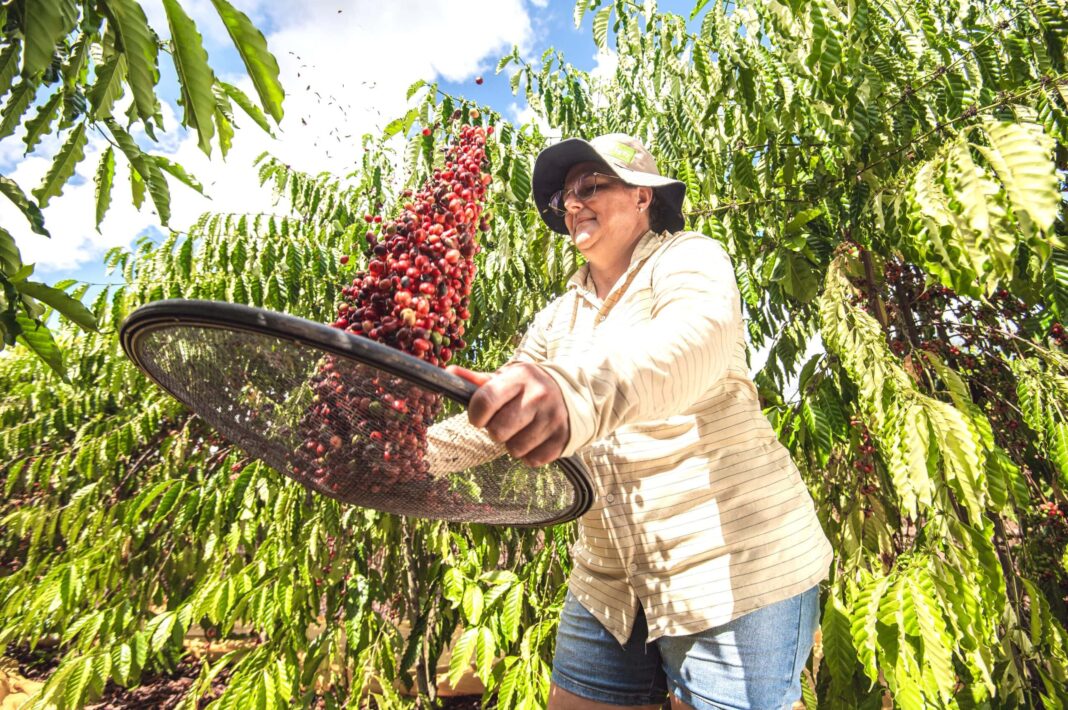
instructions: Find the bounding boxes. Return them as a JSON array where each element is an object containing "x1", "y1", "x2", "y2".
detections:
[{"x1": 448, "y1": 133, "x2": 833, "y2": 710}]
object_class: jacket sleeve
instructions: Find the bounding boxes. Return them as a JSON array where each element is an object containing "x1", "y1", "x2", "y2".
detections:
[
  {"x1": 508, "y1": 295, "x2": 565, "y2": 365},
  {"x1": 537, "y1": 233, "x2": 742, "y2": 458},
  {"x1": 425, "y1": 413, "x2": 506, "y2": 476},
  {"x1": 426, "y1": 297, "x2": 561, "y2": 474}
]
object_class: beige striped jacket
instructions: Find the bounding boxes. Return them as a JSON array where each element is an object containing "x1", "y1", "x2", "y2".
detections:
[{"x1": 433, "y1": 229, "x2": 833, "y2": 645}]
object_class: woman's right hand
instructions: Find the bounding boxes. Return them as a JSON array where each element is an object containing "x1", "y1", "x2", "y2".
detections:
[{"x1": 447, "y1": 363, "x2": 570, "y2": 467}]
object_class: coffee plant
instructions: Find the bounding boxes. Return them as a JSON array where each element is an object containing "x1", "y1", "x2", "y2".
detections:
[
  {"x1": 3, "y1": 0, "x2": 1068, "y2": 707},
  {"x1": 0, "y1": 0, "x2": 284, "y2": 380}
]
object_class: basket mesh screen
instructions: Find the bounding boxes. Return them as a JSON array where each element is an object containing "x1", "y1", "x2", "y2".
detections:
[{"x1": 133, "y1": 324, "x2": 583, "y2": 525}]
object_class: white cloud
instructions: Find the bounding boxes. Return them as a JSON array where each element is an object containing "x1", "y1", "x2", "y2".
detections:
[
  {"x1": 4, "y1": 0, "x2": 534, "y2": 277},
  {"x1": 589, "y1": 48, "x2": 617, "y2": 83}
]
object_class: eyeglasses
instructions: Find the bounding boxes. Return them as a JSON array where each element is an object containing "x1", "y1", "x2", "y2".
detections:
[{"x1": 548, "y1": 173, "x2": 624, "y2": 215}]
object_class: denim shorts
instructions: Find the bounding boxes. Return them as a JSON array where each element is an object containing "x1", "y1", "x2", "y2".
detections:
[{"x1": 551, "y1": 586, "x2": 820, "y2": 709}]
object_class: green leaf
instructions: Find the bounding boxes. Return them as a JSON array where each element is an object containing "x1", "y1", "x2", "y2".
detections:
[
  {"x1": 774, "y1": 250, "x2": 819, "y2": 302},
  {"x1": 802, "y1": 396, "x2": 833, "y2": 454},
  {"x1": 147, "y1": 611, "x2": 177, "y2": 652},
  {"x1": 924, "y1": 398, "x2": 986, "y2": 524},
  {"x1": 951, "y1": 142, "x2": 990, "y2": 236},
  {"x1": 209, "y1": 0, "x2": 283, "y2": 123},
  {"x1": 64, "y1": 654, "x2": 94, "y2": 709},
  {"x1": 784, "y1": 208, "x2": 822, "y2": 236},
  {"x1": 9, "y1": 263, "x2": 34, "y2": 282},
  {"x1": 0, "y1": 82, "x2": 36, "y2": 141},
  {"x1": 474, "y1": 626, "x2": 495, "y2": 681},
  {"x1": 215, "y1": 103, "x2": 234, "y2": 156},
  {"x1": 406, "y1": 78, "x2": 426, "y2": 101},
  {"x1": 822, "y1": 590, "x2": 858, "y2": 683},
  {"x1": 15, "y1": 280, "x2": 98, "y2": 331},
  {"x1": 218, "y1": 81, "x2": 272, "y2": 134},
  {"x1": 1052, "y1": 422, "x2": 1068, "y2": 486},
  {"x1": 888, "y1": 400, "x2": 934, "y2": 517},
  {"x1": 732, "y1": 152, "x2": 760, "y2": 195},
  {"x1": 130, "y1": 632, "x2": 148, "y2": 679},
  {"x1": 88, "y1": 53, "x2": 127, "y2": 119},
  {"x1": 592, "y1": 6, "x2": 612, "y2": 49},
  {"x1": 130, "y1": 164, "x2": 145, "y2": 208},
  {"x1": 497, "y1": 660, "x2": 520, "y2": 709},
  {"x1": 15, "y1": 314, "x2": 67, "y2": 382},
  {"x1": 100, "y1": 0, "x2": 161, "y2": 122},
  {"x1": 501, "y1": 581, "x2": 524, "y2": 642},
  {"x1": 383, "y1": 116, "x2": 405, "y2": 139},
  {"x1": 22, "y1": 89, "x2": 62, "y2": 155},
  {"x1": 851, "y1": 573, "x2": 891, "y2": 685},
  {"x1": 443, "y1": 567, "x2": 466, "y2": 607},
  {"x1": 463, "y1": 584, "x2": 484, "y2": 624},
  {"x1": 448, "y1": 627, "x2": 477, "y2": 688},
  {"x1": 32, "y1": 121, "x2": 87, "y2": 207},
  {"x1": 908, "y1": 570, "x2": 956, "y2": 704},
  {"x1": 22, "y1": 0, "x2": 78, "y2": 79},
  {"x1": 0, "y1": 175, "x2": 49, "y2": 236},
  {"x1": 0, "y1": 226, "x2": 22, "y2": 273},
  {"x1": 163, "y1": 0, "x2": 217, "y2": 154},
  {"x1": 155, "y1": 155, "x2": 206, "y2": 195},
  {"x1": 61, "y1": 32, "x2": 91, "y2": 90},
  {"x1": 95, "y1": 146, "x2": 115, "y2": 229},
  {"x1": 690, "y1": 0, "x2": 712, "y2": 20},
  {"x1": 810, "y1": 2, "x2": 842, "y2": 85},
  {"x1": 150, "y1": 481, "x2": 185, "y2": 525},
  {"x1": 510, "y1": 155, "x2": 532, "y2": 204},
  {"x1": 0, "y1": 41, "x2": 21, "y2": 99},
  {"x1": 975, "y1": 121, "x2": 1059, "y2": 236},
  {"x1": 574, "y1": 0, "x2": 592, "y2": 28},
  {"x1": 111, "y1": 643, "x2": 132, "y2": 685},
  {"x1": 1046, "y1": 247, "x2": 1068, "y2": 321},
  {"x1": 107, "y1": 123, "x2": 170, "y2": 224}
]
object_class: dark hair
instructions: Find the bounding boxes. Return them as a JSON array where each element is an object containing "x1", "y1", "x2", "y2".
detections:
[{"x1": 645, "y1": 190, "x2": 677, "y2": 233}]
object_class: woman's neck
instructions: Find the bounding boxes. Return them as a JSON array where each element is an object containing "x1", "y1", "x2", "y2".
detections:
[{"x1": 586, "y1": 227, "x2": 650, "y2": 299}]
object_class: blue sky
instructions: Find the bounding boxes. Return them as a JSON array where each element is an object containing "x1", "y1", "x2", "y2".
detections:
[{"x1": 0, "y1": 0, "x2": 695, "y2": 296}]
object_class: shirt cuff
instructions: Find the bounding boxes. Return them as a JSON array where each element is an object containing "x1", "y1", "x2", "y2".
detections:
[{"x1": 537, "y1": 361, "x2": 597, "y2": 459}]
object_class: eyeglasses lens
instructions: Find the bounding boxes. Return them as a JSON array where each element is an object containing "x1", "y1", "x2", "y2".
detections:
[{"x1": 549, "y1": 175, "x2": 600, "y2": 215}]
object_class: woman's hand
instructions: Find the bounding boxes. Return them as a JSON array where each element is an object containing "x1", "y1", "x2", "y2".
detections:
[{"x1": 446, "y1": 363, "x2": 571, "y2": 466}]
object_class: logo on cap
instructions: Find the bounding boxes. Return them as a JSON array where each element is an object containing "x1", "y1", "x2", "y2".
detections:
[{"x1": 605, "y1": 142, "x2": 636, "y2": 165}]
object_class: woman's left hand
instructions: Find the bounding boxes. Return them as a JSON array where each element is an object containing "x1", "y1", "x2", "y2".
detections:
[{"x1": 446, "y1": 363, "x2": 570, "y2": 466}]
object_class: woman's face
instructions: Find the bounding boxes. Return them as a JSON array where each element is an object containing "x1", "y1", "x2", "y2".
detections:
[{"x1": 561, "y1": 161, "x2": 651, "y2": 261}]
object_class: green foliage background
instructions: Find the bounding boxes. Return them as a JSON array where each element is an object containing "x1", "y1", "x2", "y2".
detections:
[{"x1": 3, "y1": 0, "x2": 1068, "y2": 707}]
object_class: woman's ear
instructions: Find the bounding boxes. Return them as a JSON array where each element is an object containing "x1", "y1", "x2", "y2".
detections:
[{"x1": 636, "y1": 186, "x2": 653, "y2": 212}]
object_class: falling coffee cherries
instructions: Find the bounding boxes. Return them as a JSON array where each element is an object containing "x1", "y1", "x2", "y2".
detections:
[{"x1": 296, "y1": 122, "x2": 494, "y2": 505}]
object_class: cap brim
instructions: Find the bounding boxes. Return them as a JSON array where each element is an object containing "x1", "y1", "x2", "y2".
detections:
[{"x1": 532, "y1": 138, "x2": 687, "y2": 235}]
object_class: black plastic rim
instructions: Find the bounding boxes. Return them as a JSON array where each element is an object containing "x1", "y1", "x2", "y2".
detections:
[{"x1": 120, "y1": 299, "x2": 593, "y2": 526}]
